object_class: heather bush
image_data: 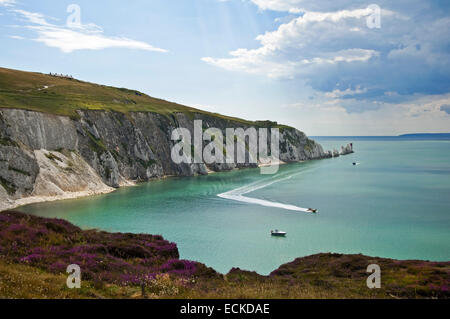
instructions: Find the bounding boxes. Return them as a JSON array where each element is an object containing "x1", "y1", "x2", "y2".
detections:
[
  {"x1": 160, "y1": 259, "x2": 197, "y2": 277},
  {"x1": 0, "y1": 211, "x2": 193, "y2": 287},
  {"x1": 48, "y1": 261, "x2": 67, "y2": 273},
  {"x1": 2, "y1": 211, "x2": 447, "y2": 299}
]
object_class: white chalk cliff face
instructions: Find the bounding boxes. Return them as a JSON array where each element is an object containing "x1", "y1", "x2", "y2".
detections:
[
  {"x1": 0, "y1": 108, "x2": 334, "y2": 211},
  {"x1": 32, "y1": 150, "x2": 113, "y2": 196},
  {"x1": 0, "y1": 150, "x2": 114, "y2": 211}
]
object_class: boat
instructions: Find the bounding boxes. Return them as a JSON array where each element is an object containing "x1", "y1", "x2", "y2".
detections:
[
  {"x1": 271, "y1": 230, "x2": 287, "y2": 237},
  {"x1": 307, "y1": 208, "x2": 318, "y2": 213}
]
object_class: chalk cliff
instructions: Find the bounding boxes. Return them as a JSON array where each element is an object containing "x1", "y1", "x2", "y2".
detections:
[
  {"x1": 0, "y1": 67, "x2": 358, "y2": 210},
  {"x1": 0, "y1": 108, "x2": 330, "y2": 211}
]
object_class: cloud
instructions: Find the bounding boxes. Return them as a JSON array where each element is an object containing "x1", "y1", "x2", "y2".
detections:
[
  {"x1": 202, "y1": 7, "x2": 385, "y2": 79},
  {"x1": 248, "y1": 0, "x2": 450, "y2": 14},
  {"x1": 29, "y1": 25, "x2": 168, "y2": 53},
  {"x1": 13, "y1": 9, "x2": 52, "y2": 26},
  {"x1": 202, "y1": 47, "x2": 378, "y2": 79},
  {"x1": 8, "y1": 35, "x2": 24, "y2": 40},
  {"x1": 248, "y1": 0, "x2": 381, "y2": 13},
  {"x1": 10, "y1": 9, "x2": 167, "y2": 53},
  {"x1": 249, "y1": 0, "x2": 304, "y2": 13},
  {"x1": 325, "y1": 86, "x2": 367, "y2": 98},
  {"x1": 299, "y1": 93, "x2": 450, "y2": 135},
  {"x1": 203, "y1": 2, "x2": 450, "y2": 113},
  {"x1": 440, "y1": 104, "x2": 450, "y2": 114},
  {"x1": 0, "y1": 0, "x2": 15, "y2": 7}
]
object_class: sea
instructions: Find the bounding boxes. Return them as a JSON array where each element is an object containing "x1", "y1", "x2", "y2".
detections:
[{"x1": 20, "y1": 136, "x2": 450, "y2": 275}]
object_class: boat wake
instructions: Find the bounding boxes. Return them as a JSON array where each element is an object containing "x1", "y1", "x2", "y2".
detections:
[{"x1": 217, "y1": 172, "x2": 313, "y2": 213}]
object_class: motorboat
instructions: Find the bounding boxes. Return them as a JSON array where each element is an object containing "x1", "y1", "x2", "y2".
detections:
[{"x1": 271, "y1": 230, "x2": 287, "y2": 237}]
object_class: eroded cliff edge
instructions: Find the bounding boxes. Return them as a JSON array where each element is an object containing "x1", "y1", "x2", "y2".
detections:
[{"x1": 0, "y1": 108, "x2": 335, "y2": 210}]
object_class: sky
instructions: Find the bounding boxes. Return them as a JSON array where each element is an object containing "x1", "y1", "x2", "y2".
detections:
[{"x1": 1, "y1": 0, "x2": 450, "y2": 136}]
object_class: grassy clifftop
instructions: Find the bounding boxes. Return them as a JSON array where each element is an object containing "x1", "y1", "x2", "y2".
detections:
[
  {"x1": 0, "y1": 67, "x2": 266, "y2": 126},
  {"x1": 0, "y1": 211, "x2": 448, "y2": 299}
]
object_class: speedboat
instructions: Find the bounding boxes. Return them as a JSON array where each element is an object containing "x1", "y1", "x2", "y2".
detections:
[
  {"x1": 307, "y1": 208, "x2": 318, "y2": 213},
  {"x1": 271, "y1": 230, "x2": 287, "y2": 237}
]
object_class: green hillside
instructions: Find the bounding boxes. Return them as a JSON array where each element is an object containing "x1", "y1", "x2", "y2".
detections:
[{"x1": 0, "y1": 67, "x2": 260, "y2": 125}]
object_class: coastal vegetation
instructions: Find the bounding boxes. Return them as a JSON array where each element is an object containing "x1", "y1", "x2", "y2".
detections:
[
  {"x1": 0, "y1": 211, "x2": 448, "y2": 299},
  {"x1": 0, "y1": 67, "x2": 289, "y2": 128}
]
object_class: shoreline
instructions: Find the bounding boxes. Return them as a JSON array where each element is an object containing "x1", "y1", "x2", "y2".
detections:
[
  {"x1": 1, "y1": 160, "x2": 291, "y2": 212},
  {"x1": 1, "y1": 187, "x2": 116, "y2": 212}
]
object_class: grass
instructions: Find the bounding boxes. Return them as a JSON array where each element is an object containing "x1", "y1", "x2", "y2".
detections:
[
  {"x1": 83, "y1": 128, "x2": 107, "y2": 155},
  {"x1": 0, "y1": 259, "x2": 360, "y2": 299},
  {"x1": 0, "y1": 259, "x2": 150, "y2": 299},
  {"x1": 0, "y1": 67, "x2": 278, "y2": 127},
  {"x1": 0, "y1": 211, "x2": 448, "y2": 299},
  {"x1": 1, "y1": 256, "x2": 448, "y2": 299},
  {"x1": 0, "y1": 136, "x2": 19, "y2": 147},
  {"x1": 0, "y1": 176, "x2": 16, "y2": 195}
]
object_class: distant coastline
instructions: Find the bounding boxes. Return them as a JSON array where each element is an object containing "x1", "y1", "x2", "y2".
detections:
[
  {"x1": 397, "y1": 133, "x2": 450, "y2": 139},
  {"x1": 312, "y1": 133, "x2": 450, "y2": 140}
]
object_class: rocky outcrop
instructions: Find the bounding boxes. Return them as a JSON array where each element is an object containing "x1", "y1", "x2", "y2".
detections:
[
  {"x1": 0, "y1": 108, "x2": 335, "y2": 210},
  {"x1": 340, "y1": 143, "x2": 354, "y2": 155},
  {"x1": 332, "y1": 149, "x2": 340, "y2": 158},
  {"x1": 326, "y1": 143, "x2": 354, "y2": 158}
]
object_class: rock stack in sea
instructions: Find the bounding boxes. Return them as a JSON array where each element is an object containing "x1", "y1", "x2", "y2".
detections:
[{"x1": 340, "y1": 143, "x2": 354, "y2": 155}]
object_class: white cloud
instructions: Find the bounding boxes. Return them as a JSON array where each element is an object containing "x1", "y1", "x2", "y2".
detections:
[
  {"x1": 29, "y1": 25, "x2": 168, "y2": 53},
  {"x1": 250, "y1": 0, "x2": 304, "y2": 13},
  {"x1": 204, "y1": 2, "x2": 450, "y2": 115},
  {"x1": 13, "y1": 9, "x2": 52, "y2": 26},
  {"x1": 0, "y1": 0, "x2": 15, "y2": 7},
  {"x1": 8, "y1": 35, "x2": 24, "y2": 40},
  {"x1": 248, "y1": 0, "x2": 412, "y2": 13},
  {"x1": 10, "y1": 9, "x2": 167, "y2": 53},
  {"x1": 202, "y1": 8, "x2": 382, "y2": 78},
  {"x1": 203, "y1": 47, "x2": 377, "y2": 79},
  {"x1": 301, "y1": 49, "x2": 378, "y2": 64},
  {"x1": 282, "y1": 93, "x2": 450, "y2": 135},
  {"x1": 325, "y1": 86, "x2": 368, "y2": 98},
  {"x1": 248, "y1": 0, "x2": 382, "y2": 13}
]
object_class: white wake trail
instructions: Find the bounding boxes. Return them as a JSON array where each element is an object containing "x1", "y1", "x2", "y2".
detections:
[{"x1": 217, "y1": 172, "x2": 313, "y2": 213}]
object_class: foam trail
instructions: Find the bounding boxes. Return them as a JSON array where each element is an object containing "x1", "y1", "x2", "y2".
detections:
[
  {"x1": 218, "y1": 193, "x2": 310, "y2": 212},
  {"x1": 217, "y1": 171, "x2": 313, "y2": 213}
]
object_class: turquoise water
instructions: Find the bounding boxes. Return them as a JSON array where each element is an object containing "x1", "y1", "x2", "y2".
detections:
[{"x1": 20, "y1": 138, "x2": 450, "y2": 275}]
